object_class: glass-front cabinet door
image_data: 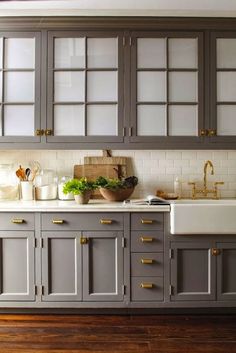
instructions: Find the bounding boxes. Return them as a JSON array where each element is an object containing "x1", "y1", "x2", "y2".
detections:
[
  {"x1": 0, "y1": 32, "x2": 41, "y2": 142},
  {"x1": 46, "y1": 31, "x2": 124, "y2": 143},
  {"x1": 130, "y1": 32, "x2": 204, "y2": 144},
  {"x1": 210, "y1": 32, "x2": 236, "y2": 144}
]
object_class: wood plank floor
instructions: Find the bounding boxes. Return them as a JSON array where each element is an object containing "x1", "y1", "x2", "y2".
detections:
[{"x1": 0, "y1": 314, "x2": 234, "y2": 353}]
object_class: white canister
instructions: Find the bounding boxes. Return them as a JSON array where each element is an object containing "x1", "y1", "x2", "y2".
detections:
[{"x1": 21, "y1": 181, "x2": 34, "y2": 201}]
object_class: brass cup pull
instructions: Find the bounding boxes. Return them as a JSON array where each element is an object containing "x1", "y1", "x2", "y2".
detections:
[
  {"x1": 140, "y1": 283, "x2": 154, "y2": 289},
  {"x1": 11, "y1": 218, "x2": 24, "y2": 224},
  {"x1": 141, "y1": 259, "x2": 154, "y2": 264},
  {"x1": 35, "y1": 129, "x2": 44, "y2": 136},
  {"x1": 212, "y1": 248, "x2": 221, "y2": 256},
  {"x1": 80, "y1": 237, "x2": 88, "y2": 245},
  {"x1": 140, "y1": 236, "x2": 153, "y2": 243},
  {"x1": 45, "y1": 129, "x2": 53, "y2": 136},
  {"x1": 52, "y1": 219, "x2": 64, "y2": 224},
  {"x1": 100, "y1": 219, "x2": 113, "y2": 225},
  {"x1": 141, "y1": 219, "x2": 153, "y2": 225}
]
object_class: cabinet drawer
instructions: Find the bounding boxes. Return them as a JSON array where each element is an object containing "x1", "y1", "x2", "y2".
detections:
[
  {"x1": 0, "y1": 213, "x2": 34, "y2": 230},
  {"x1": 131, "y1": 277, "x2": 163, "y2": 301},
  {"x1": 131, "y1": 231, "x2": 163, "y2": 252},
  {"x1": 42, "y1": 213, "x2": 123, "y2": 230},
  {"x1": 131, "y1": 253, "x2": 163, "y2": 277},
  {"x1": 131, "y1": 213, "x2": 163, "y2": 231}
]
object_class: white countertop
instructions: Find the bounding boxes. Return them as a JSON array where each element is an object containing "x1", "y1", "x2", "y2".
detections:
[{"x1": 0, "y1": 199, "x2": 170, "y2": 212}]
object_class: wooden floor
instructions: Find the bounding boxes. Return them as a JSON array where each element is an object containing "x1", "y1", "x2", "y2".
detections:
[{"x1": 0, "y1": 314, "x2": 235, "y2": 353}]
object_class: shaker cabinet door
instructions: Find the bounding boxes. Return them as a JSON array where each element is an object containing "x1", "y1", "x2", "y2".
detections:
[
  {"x1": 130, "y1": 32, "x2": 204, "y2": 145},
  {"x1": 217, "y1": 242, "x2": 236, "y2": 301},
  {"x1": 0, "y1": 32, "x2": 41, "y2": 142},
  {"x1": 46, "y1": 31, "x2": 124, "y2": 143}
]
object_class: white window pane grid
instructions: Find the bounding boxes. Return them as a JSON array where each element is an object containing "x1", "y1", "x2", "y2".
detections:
[
  {"x1": 137, "y1": 105, "x2": 166, "y2": 136},
  {"x1": 217, "y1": 72, "x2": 236, "y2": 102},
  {"x1": 54, "y1": 71, "x2": 85, "y2": 102},
  {"x1": 4, "y1": 38, "x2": 35, "y2": 69},
  {"x1": 87, "y1": 104, "x2": 117, "y2": 136},
  {"x1": 4, "y1": 105, "x2": 34, "y2": 136},
  {"x1": 169, "y1": 72, "x2": 198, "y2": 103},
  {"x1": 137, "y1": 38, "x2": 166, "y2": 69},
  {"x1": 4, "y1": 72, "x2": 35, "y2": 103},
  {"x1": 217, "y1": 39, "x2": 236, "y2": 69},
  {"x1": 168, "y1": 105, "x2": 198, "y2": 136},
  {"x1": 137, "y1": 72, "x2": 166, "y2": 102},
  {"x1": 54, "y1": 38, "x2": 85, "y2": 69},
  {"x1": 54, "y1": 105, "x2": 85, "y2": 136},
  {"x1": 0, "y1": 38, "x2": 2, "y2": 69},
  {"x1": 217, "y1": 105, "x2": 236, "y2": 136},
  {"x1": 168, "y1": 38, "x2": 198, "y2": 69},
  {"x1": 87, "y1": 71, "x2": 117, "y2": 102},
  {"x1": 87, "y1": 38, "x2": 118, "y2": 68}
]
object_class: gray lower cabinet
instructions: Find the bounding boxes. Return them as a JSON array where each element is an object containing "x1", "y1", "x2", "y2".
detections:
[
  {"x1": 217, "y1": 242, "x2": 236, "y2": 301},
  {"x1": 0, "y1": 231, "x2": 35, "y2": 301}
]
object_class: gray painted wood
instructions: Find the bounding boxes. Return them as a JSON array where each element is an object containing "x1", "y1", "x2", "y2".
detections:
[
  {"x1": 131, "y1": 252, "x2": 163, "y2": 277},
  {"x1": 131, "y1": 230, "x2": 163, "y2": 252},
  {"x1": 217, "y1": 242, "x2": 236, "y2": 301},
  {"x1": 170, "y1": 241, "x2": 216, "y2": 301},
  {"x1": 131, "y1": 276, "x2": 164, "y2": 301},
  {"x1": 42, "y1": 232, "x2": 82, "y2": 302},
  {"x1": 82, "y1": 231, "x2": 124, "y2": 301},
  {"x1": 131, "y1": 213, "x2": 164, "y2": 231},
  {"x1": 0, "y1": 213, "x2": 34, "y2": 231},
  {"x1": 0, "y1": 231, "x2": 35, "y2": 301}
]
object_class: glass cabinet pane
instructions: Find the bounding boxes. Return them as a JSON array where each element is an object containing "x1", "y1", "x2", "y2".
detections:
[
  {"x1": 54, "y1": 38, "x2": 85, "y2": 68},
  {"x1": 217, "y1": 72, "x2": 236, "y2": 102},
  {"x1": 137, "y1": 105, "x2": 166, "y2": 136},
  {"x1": 217, "y1": 105, "x2": 236, "y2": 135},
  {"x1": 54, "y1": 72, "x2": 85, "y2": 102},
  {"x1": 87, "y1": 105, "x2": 117, "y2": 136},
  {"x1": 5, "y1": 38, "x2": 35, "y2": 69},
  {"x1": 87, "y1": 71, "x2": 117, "y2": 102},
  {"x1": 4, "y1": 72, "x2": 34, "y2": 102},
  {"x1": 54, "y1": 105, "x2": 85, "y2": 136},
  {"x1": 169, "y1": 38, "x2": 198, "y2": 69},
  {"x1": 0, "y1": 38, "x2": 2, "y2": 69},
  {"x1": 87, "y1": 38, "x2": 117, "y2": 68},
  {"x1": 4, "y1": 105, "x2": 34, "y2": 136},
  {"x1": 169, "y1": 72, "x2": 198, "y2": 102},
  {"x1": 0, "y1": 73, "x2": 2, "y2": 102},
  {"x1": 137, "y1": 72, "x2": 166, "y2": 102},
  {"x1": 137, "y1": 38, "x2": 166, "y2": 68},
  {"x1": 217, "y1": 39, "x2": 236, "y2": 68},
  {"x1": 169, "y1": 105, "x2": 197, "y2": 136}
]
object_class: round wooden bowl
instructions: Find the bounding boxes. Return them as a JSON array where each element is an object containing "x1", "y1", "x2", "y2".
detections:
[{"x1": 99, "y1": 187, "x2": 134, "y2": 202}]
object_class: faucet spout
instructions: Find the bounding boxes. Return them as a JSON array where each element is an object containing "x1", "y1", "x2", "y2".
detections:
[{"x1": 204, "y1": 160, "x2": 214, "y2": 191}]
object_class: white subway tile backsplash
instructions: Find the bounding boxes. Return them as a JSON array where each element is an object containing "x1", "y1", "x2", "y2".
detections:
[{"x1": 0, "y1": 149, "x2": 236, "y2": 198}]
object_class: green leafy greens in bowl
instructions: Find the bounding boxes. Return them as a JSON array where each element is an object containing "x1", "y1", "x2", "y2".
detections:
[
  {"x1": 63, "y1": 178, "x2": 96, "y2": 195},
  {"x1": 96, "y1": 176, "x2": 138, "y2": 190}
]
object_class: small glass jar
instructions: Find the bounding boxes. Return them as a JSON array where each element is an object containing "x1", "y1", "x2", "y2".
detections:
[
  {"x1": 0, "y1": 164, "x2": 19, "y2": 201},
  {"x1": 35, "y1": 169, "x2": 58, "y2": 200},
  {"x1": 58, "y1": 176, "x2": 74, "y2": 200}
]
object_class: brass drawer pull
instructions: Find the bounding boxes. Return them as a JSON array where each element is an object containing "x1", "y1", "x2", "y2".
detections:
[
  {"x1": 140, "y1": 236, "x2": 153, "y2": 243},
  {"x1": 11, "y1": 218, "x2": 25, "y2": 224},
  {"x1": 141, "y1": 219, "x2": 153, "y2": 225},
  {"x1": 141, "y1": 258, "x2": 154, "y2": 264},
  {"x1": 80, "y1": 237, "x2": 89, "y2": 245},
  {"x1": 140, "y1": 283, "x2": 154, "y2": 289},
  {"x1": 100, "y1": 219, "x2": 113, "y2": 225},
  {"x1": 212, "y1": 248, "x2": 221, "y2": 256},
  {"x1": 52, "y1": 219, "x2": 64, "y2": 224}
]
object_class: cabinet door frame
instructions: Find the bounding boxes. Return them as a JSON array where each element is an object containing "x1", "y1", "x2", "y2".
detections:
[
  {"x1": 41, "y1": 231, "x2": 82, "y2": 302},
  {"x1": 129, "y1": 31, "x2": 204, "y2": 145},
  {"x1": 82, "y1": 231, "x2": 124, "y2": 301},
  {"x1": 46, "y1": 31, "x2": 125, "y2": 143},
  {"x1": 217, "y1": 242, "x2": 236, "y2": 301},
  {"x1": 170, "y1": 241, "x2": 216, "y2": 301},
  {"x1": 0, "y1": 31, "x2": 41, "y2": 143},
  {"x1": 209, "y1": 31, "x2": 236, "y2": 145},
  {"x1": 0, "y1": 231, "x2": 35, "y2": 301}
]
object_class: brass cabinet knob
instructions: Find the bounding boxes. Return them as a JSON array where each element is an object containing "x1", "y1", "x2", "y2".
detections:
[
  {"x1": 45, "y1": 129, "x2": 53, "y2": 136},
  {"x1": 208, "y1": 129, "x2": 217, "y2": 137},
  {"x1": 140, "y1": 283, "x2": 154, "y2": 289},
  {"x1": 80, "y1": 237, "x2": 88, "y2": 245},
  {"x1": 35, "y1": 129, "x2": 44, "y2": 136},
  {"x1": 52, "y1": 219, "x2": 64, "y2": 224},
  {"x1": 141, "y1": 219, "x2": 153, "y2": 225},
  {"x1": 11, "y1": 218, "x2": 24, "y2": 224},
  {"x1": 141, "y1": 258, "x2": 154, "y2": 264},
  {"x1": 100, "y1": 219, "x2": 113, "y2": 225},
  {"x1": 212, "y1": 248, "x2": 221, "y2": 256},
  {"x1": 140, "y1": 236, "x2": 153, "y2": 243},
  {"x1": 199, "y1": 129, "x2": 207, "y2": 136}
]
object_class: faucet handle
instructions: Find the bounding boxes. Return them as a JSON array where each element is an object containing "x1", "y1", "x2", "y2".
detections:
[
  {"x1": 188, "y1": 182, "x2": 196, "y2": 199},
  {"x1": 213, "y1": 181, "x2": 224, "y2": 199},
  {"x1": 214, "y1": 181, "x2": 224, "y2": 186}
]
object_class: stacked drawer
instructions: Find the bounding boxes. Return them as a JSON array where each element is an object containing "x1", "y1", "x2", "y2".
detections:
[{"x1": 131, "y1": 213, "x2": 164, "y2": 301}]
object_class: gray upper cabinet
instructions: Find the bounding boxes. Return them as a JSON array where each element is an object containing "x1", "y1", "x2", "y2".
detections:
[
  {"x1": 217, "y1": 242, "x2": 236, "y2": 301},
  {"x1": 0, "y1": 231, "x2": 35, "y2": 301},
  {"x1": 0, "y1": 32, "x2": 41, "y2": 143},
  {"x1": 46, "y1": 31, "x2": 124, "y2": 143},
  {"x1": 130, "y1": 32, "x2": 204, "y2": 145}
]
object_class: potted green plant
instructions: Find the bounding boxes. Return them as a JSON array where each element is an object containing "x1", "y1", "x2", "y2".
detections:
[
  {"x1": 96, "y1": 176, "x2": 138, "y2": 201},
  {"x1": 63, "y1": 178, "x2": 96, "y2": 204}
]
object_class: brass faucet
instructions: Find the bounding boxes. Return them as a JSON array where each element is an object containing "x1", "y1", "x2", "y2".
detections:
[{"x1": 188, "y1": 160, "x2": 224, "y2": 199}]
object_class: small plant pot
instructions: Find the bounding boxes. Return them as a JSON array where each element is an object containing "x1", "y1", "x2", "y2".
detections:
[
  {"x1": 99, "y1": 187, "x2": 134, "y2": 202},
  {"x1": 74, "y1": 191, "x2": 92, "y2": 205}
]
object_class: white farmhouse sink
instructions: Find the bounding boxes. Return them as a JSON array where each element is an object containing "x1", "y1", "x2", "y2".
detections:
[{"x1": 170, "y1": 199, "x2": 236, "y2": 234}]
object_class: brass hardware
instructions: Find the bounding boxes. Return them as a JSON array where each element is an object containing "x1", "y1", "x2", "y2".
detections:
[
  {"x1": 141, "y1": 258, "x2": 154, "y2": 264},
  {"x1": 45, "y1": 129, "x2": 53, "y2": 136},
  {"x1": 200, "y1": 129, "x2": 208, "y2": 136},
  {"x1": 80, "y1": 237, "x2": 88, "y2": 245},
  {"x1": 212, "y1": 248, "x2": 221, "y2": 256},
  {"x1": 52, "y1": 219, "x2": 64, "y2": 224},
  {"x1": 100, "y1": 219, "x2": 112, "y2": 225},
  {"x1": 208, "y1": 129, "x2": 217, "y2": 137},
  {"x1": 140, "y1": 283, "x2": 153, "y2": 289},
  {"x1": 11, "y1": 218, "x2": 24, "y2": 224},
  {"x1": 35, "y1": 129, "x2": 44, "y2": 136},
  {"x1": 188, "y1": 182, "x2": 197, "y2": 200},
  {"x1": 140, "y1": 236, "x2": 153, "y2": 243},
  {"x1": 141, "y1": 219, "x2": 153, "y2": 224}
]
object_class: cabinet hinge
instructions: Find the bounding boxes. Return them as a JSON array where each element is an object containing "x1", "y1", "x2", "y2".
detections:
[
  {"x1": 122, "y1": 237, "x2": 126, "y2": 248},
  {"x1": 122, "y1": 285, "x2": 126, "y2": 295},
  {"x1": 129, "y1": 127, "x2": 132, "y2": 137},
  {"x1": 34, "y1": 285, "x2": 37, "y2": 295},
  {"x1": 34, "y1": 238, "x2": 37, "y2": 248},
  {"x1": 169, "y1": 285, "x2": 173, "y2": 296},
  {"x1": 123, "y1": 127, "x2": 126, "y2": 137},
  {"x1": 169, "y1": 249, "x2": 173, "y2": 259},
  {"x1": 40, "y1": 238, "x2": 44, "y2": 248}
]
